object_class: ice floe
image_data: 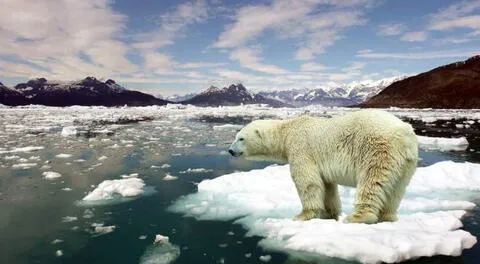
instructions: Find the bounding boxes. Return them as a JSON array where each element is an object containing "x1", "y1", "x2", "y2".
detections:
[
  {"x1": 139, "y1": 234, "x2": 180, "y2": 264},
  {"x1": 81, "y1": 178, "x2": 147, "y2": 203},
  {"x1": 55, "y1": 153, "x2": 72, "y2": 158},
  {"x1": 213, "y1": 124, "x2": 244, "y2": 131},
  {"x1": 417, "y1": 135, "x2": 469, "y2": 151},
  {"x1": 61, "y1": 126, "x2": 77, "y2": 136},
  {"x1": 163, "y1": 174, "x2": 178, "y2": 181},
  {"x1": 0, "y1": 146, "x2": 44, "y2": 154},
  {"x1": 170, "y1": 161, "x2": 479, "y2": 263},
  {"x1": 43, "y1": 171, "x2": 62, "y2": 180},
  {"x1": 179, "y1": 168, "x2": 213, "y2": 174},
  {"x1": 12, "y1": 163, "x2": 37, "y2": 169}
]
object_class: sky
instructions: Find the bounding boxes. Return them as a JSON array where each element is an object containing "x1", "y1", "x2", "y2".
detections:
[{"x1": 0, "y1": 0, "x2": 479, "y2": 96}]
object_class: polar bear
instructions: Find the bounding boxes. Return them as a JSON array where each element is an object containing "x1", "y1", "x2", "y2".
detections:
[{"x1": 228, "y1": 110, "x2": 418, "y2": 224}]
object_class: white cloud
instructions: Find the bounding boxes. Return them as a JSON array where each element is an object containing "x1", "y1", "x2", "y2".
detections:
[
  {"x1": 377, "y1": 23, "x2": 405, "y2": 36},
  {"x1": 229, "y1": 47, "x2": 289, "y2": 74},
  {"x1": 356, "y1": 49, "x2": 480, "y2": 59},
  {"x1": 437, "y1": 37, "x2": 472, "y2": 44},
  {"x1": 177, "y1": 62, "x2": 227, "y2": 69},
  {"x1": 141, "y1": 52, "x2": 178, "y2": 75},
  {"x1": 429, "y1": 1, "x2": 480, "y2": 31},
  {"x1": 400, "y1": 31, "x2": 428, "y2": 42},
  {"x1": 300, "y1": 62, "x2": 329, "y2": 71},
  {"x1": 214, "y1": 0, "x2": 369, "y2": 61},
  {"x1": 132, "y1": 1, "x2": 208, "y2": 51},
  {"x1": 0, "y1": 0, "x2": 136, "y2": 79}
]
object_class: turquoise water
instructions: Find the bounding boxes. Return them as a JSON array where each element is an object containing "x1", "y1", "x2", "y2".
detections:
[{"x1": 1, "y1": 113, "x2": 479, "y2": 264}]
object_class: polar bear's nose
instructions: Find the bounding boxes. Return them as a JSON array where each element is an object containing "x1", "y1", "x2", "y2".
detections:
[{"x1": 228, "y1": 149, "x2": 235, "y2": 156}]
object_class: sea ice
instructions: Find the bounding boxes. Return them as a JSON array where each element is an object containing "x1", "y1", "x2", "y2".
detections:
[
  {"x1": 417, "y1": 135, "x2": 469, "y2": 151},
  {"x1": 179, "y1": 168, "x2": 213, "y2": 174},
  {"x1": 12, "y1": 163, "x2": 37, "y2": 169},
  {"x1": 43, "y1": 171, "x2": 62, "y2": 180},
  {"x1": 163, "y1": 174, "x2": 178, "y2": 181},
  {"x1": 82, "y1": 178, "x2": 146, "y2": 201},
  {"x1": 56, "y1": 153, "x2": 72, "y2": 158},
  {"x1": 61, "y1": 126, "x2": 77, "y2": 136},
  {"x1": 92, "y1": 225, "x2": 116, "y2": 236},
  {"x1": 213, "y1": 124, "x2": 244, "y2": 131},
  {"x1": 0, "y1": 146, "x2": 44, "y2": 154},
  {"x1": 170, "y1": 161, "x2": 479, "y2": 263},
  {"x1": 140, "y1": 235, "x2": 180, "y2": 264}
]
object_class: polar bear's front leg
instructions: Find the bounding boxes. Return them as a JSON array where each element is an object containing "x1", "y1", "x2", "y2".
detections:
[{"x1": 289, "y1": 161, "x2": 328, "y2": 221}]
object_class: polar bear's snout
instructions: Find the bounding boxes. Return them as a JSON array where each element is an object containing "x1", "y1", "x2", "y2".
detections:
[{"x1": 228, "y1": 140, "x2": 244, "y2": 157}]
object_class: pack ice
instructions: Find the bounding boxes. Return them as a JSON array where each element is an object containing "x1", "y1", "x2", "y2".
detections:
[{"x1": 170, "y1": 161, "x2": 479, "y2": 263}]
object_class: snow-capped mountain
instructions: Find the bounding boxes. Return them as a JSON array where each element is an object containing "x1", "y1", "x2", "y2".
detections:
[
  {"x1": 258, "y1": 76, "x2": 407, "y2": 106},
  {"x1": 0, "y1": 82, "x2": 28, "y2": 106},
  {"x1": 182, "y1": 84, "x2": 287, "y2": 107},
  {"x1": 1, "y1": 77, "x2": 169, "y2": 107},
  {"x1": 160, "y1": 93, "x2": 197, "y2": 102}
]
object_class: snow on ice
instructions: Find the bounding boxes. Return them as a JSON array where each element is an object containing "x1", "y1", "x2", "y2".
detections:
[
  {"x1": 140, "y1": 234, "x2": 180, "y2": 264},
  {"x1": 81, "y1": 178, "x2": 147, "y2": 203},
  {"x1": 169, "y1": 161, "x2": 479, "y2": 263},
  {"x1": 0, "y1": 146, "x2": 44, "y2": 154},
  {"x1": 61, "y1": 126, "x2": 77, "y2": 136},
  {"x1": 417, "y1": 135, "x2": 469, "y2": 151},
  {"x1": 42, "y1": 171, "x2": 62, "y2": 180}
]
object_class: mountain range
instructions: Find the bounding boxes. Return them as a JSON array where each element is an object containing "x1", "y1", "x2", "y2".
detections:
[
  {"x1": 162, "y1": 76, "x2": 406, "y2": 107},
  {"x1": 2, "y1": 55, "x2": 479, "y2": 108},
  {"x1": 360, "y1": 55, "x2": 480, "y2": 109},
  {"x1": 181, "y1": 84, "x2": 288, "y2": 107},
  {"x1": 0, "y1": 77, "x2": 169, "y2": 107}
]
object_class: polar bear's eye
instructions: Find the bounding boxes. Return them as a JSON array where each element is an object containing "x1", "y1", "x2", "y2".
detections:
[{"x1": 239, "y1": 138, "x2": 244, "y2": 141}]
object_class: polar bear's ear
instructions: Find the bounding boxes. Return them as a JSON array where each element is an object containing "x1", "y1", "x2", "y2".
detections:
[{"x1": 255, "y1": 129, "x2": 262, "y2": 139}]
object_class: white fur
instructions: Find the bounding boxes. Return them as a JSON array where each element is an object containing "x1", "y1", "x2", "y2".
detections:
[{"x1": 229, "y1": 109, "x2": 418, "y2": 224}]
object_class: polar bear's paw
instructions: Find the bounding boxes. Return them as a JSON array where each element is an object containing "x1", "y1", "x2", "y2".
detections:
[
  {"x1": 294, "y1": 209, "x2": 335, "y2": 221},
  {"x1": 346, "y1": 212, "x2": 378, "y2": 224},
  {"x1": 378, "y1": 213, "x2": 398, "y2": 222},
  {"x1": 294, "y1": 209, "x2": 317, "y2": 221}
]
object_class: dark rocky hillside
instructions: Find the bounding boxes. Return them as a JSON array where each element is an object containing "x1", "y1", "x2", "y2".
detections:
[{"x1": 359, "y1": 55, "x2": 480, "y2": 109}]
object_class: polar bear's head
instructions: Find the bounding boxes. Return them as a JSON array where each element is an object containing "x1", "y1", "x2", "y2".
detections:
[{"x1": 228, "y1": 119, "x2": 283, "y2": 161}]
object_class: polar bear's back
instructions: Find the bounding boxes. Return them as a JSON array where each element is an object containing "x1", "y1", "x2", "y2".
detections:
[{"x1": 283, "y1": 110, "x2": 418, "y2": 187}]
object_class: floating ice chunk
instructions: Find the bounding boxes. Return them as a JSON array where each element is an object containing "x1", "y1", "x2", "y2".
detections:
[
  {"x1": 121, "y1": 173, "x2": 139, "y2": 178},
  {"x1": 259, "y1": 255, "x2": 271, "y2": 262},
  {"x1": 163, "y1": 174, "x2": 178, "y2": 181},
  {"x1": 83, "y1": 209, "x2": 94, "y2": 218},
  {"x1": 12, "y1": 163, "x2": 37, "y2": 169},
  {"x1": 154, "y1": 234, "x2": 169, "y2": 244},
  {"x1": 56, "y1": 153, "x2": 72, "y2": 158},
  {"x1": 140, "y1": 235, "x2": 180, "y2": 264},
  {"x1": 213, "y1": 124, "x2": 244, "y2": 131},
  {"x1": 170, "y1": 161, "x2": 479, "y2": 263},
  {"x1": 0, "y1": 146, "x2": 44, "y2": 154},
  {"x1": 81, "y1": 178, "x2": 149, "y2": 204},
  {"x1": 51, "y1": 239, "x2": 63, "y2": 244},
  {"x1": 62, "y1": 187, "x2": 72, "y2": 191},
  {"x1": 93, "y1": 225, "x2": 116, "y2": 235},
  {"x1": 55, "y1": 250, "x2": 63, "y2": 257},
  {"x1": 43, "y1": 171, "x2": 62, "y2": 180},
  {"x1": 160, "y1": 164, "x2": 171, "y2": 168},
  {"x1": 179, "y1": 168, "x2": 213, "y2": 174},
  {"x1": 4, "y1": 155, "x2": 20, "y2": 160},
  {"x1": 139, "y1": 235, "x2": 148, "y2": 240},
  {"x1": 98, "y1": 155, "x2": 108, "y2": 161},
  {"x1": 61, "y1": 126, "x2": 77, "y2": 136},
  {"x1": 62, "y1": 216, "x2": 77, "y2": 222},
  {"x1": 417, "y1": 135, "x2": 469, "y2": 151}
]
